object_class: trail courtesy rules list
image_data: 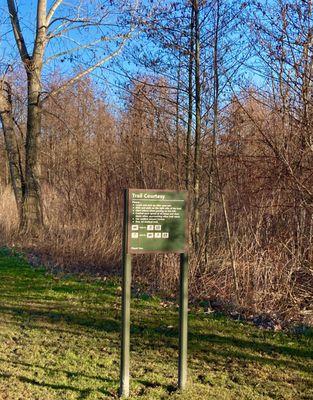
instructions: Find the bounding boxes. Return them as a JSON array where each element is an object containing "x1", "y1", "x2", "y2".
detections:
[{"x1": 126, "y1": 189, "x2": 187, "y2": 254}]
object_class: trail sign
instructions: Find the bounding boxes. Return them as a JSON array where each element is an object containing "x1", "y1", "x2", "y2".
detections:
[
  {"x1": 120, "y1": 189, "x2": 189, "y2": 398},
  {"x1": 127, "y1": 189, "x2": 187, "y2": 254}
]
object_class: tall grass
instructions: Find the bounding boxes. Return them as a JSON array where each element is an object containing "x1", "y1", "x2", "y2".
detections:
[
  {"x1": 1, "y1": 183, "x2": 311, "y2": 325},
  {"x1": 0, "y1": 185, "x2": 18, "y2": 245}
]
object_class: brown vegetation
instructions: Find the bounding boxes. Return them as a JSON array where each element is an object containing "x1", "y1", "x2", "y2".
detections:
[
  {"x1": 1, "y1": 75, "x2": 312, "y2": 325},
  {"x1": 0, "y1": 0, "x2": 312, "y2": 325}
]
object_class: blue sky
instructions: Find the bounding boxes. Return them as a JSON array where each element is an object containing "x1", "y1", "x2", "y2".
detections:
[
  {"x1": 1, "y1": 0, "x2": 139, "y2": 101},
  {"x1": 0, "y1": 0, "x2": 270, "y2": 111}
]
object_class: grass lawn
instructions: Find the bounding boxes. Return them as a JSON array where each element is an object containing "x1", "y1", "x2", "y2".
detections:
[{"x1": 0, "y1": 248, "x2": 312, "y2": 400}]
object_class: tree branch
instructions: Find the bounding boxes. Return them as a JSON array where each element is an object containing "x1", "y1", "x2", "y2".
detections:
[
  {"x1": 43, "y1": 33, "x2": 132, "y2": 101},
  {"x1": 7, "y1": 0, "x2": 30, "y2": 62},
  {"x1": 32, "y1": 0, "x2": 47, "y2": 63},
  {"x1": 45, "y1": 34, "x2": 130, "y2": 63},
  {"x1": 46, "y1": 0, "x2": 63, "y2": 26}
]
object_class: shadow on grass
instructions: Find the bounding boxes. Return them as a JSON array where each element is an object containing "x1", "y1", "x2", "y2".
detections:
[
  {"x1": 188, "y1": 331, "x2": 313, "y2": 359},
  {"x1": 137, "y1": 379, "x2": 177, "y2": 395},
  {"x1": 0, "y1": 304, "x2": 120, "y2": 333},
  {"x1": 0, "y1": 357, "x2": 116, "y2": 384},
  {"x1": 0, "y1": 250, "x2": 312, "y2": 399},
  {"x1": 0, "y1": 372, "x2": 114, "y2": 399},
  {"x1": 1, "y1": 302, "x2": 312, "y2": 377}
]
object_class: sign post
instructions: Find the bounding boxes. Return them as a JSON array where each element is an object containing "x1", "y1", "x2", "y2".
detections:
[
  {"x1": 120, "y1": 189, "x2": 188, "y2": 397},
  {"x1": 178, "y1": 252, "x2": 188, "y2": 390},
  {"x1": 119, "y1": 189, "x2": 132, "y2": 397}
]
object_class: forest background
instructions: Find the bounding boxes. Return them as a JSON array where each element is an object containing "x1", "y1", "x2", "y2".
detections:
[{"x1": 0, "y1": 0, "x2": 312, "y2": 326}]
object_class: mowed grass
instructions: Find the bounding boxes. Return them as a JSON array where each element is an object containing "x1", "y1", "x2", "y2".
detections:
[{"x1": 0, "y1": 248, "x2": 312, "y2": 400}]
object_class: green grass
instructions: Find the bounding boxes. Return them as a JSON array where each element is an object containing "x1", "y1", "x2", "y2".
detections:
[{"x1": 0, "y1": 248, "x2": 312, "y2": 400}]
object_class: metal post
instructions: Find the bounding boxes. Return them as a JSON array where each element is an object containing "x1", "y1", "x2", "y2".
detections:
[
  {"x1": 178, "y1": 252, "x2": 188, "y2": 390},
  {"x1": 120, "y1": 190, "x2": 132, "y2": 398}
]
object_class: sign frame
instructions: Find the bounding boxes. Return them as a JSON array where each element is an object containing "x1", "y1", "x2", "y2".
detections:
[{"x1": 126, "y1": 188, "x2": 189, "y2": 255}]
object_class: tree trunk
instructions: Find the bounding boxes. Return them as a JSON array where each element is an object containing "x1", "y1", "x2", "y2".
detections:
[
  {"x1": 0, "y1": 79, "x2": 24, "y2": 218},
  {"x1": 211, "y1": 0, "x2": 240, "y2": 303},
  {"x1": 193, "y1": 0, "x2": 201, "y2": 253},
  {"x1": 20, "y1": 71, "x2": 44, "y2": 234},
  {"x1": 18, "y1": 0, "x2": 47, "y2": 234},
  {"x1": 185, "y1": 4, "x2": 194, "y2": 190},
  {"x1": 175, "y1": 44, "x2": 181, "y2": 189}
]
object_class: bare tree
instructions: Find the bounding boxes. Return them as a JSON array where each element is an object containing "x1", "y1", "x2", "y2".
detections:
[{"x1": 3, "y1": 0, "x2": 136, "y2": 234}]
